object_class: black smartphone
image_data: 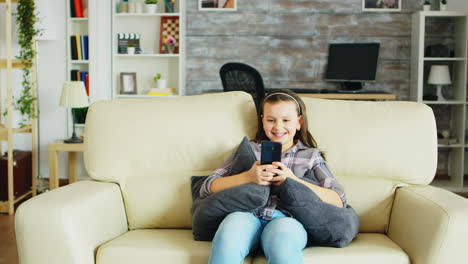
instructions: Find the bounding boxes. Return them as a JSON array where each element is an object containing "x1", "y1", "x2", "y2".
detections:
[{"x1": 261, "y1": 141, "x2": 282, "y2": 165}]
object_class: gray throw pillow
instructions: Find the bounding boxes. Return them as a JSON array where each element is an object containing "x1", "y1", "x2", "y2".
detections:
[
  {"x1": 191, "y1": 137, "x2": 270, "y2": 241},
  {"x1": 272, "y1": 178, "x2": 360, "y2": 248}
]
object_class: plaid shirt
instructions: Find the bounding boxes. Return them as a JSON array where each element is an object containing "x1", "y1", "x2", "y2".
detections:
[{"x1": 200, "y1": 140, "x2": 347, "y2": 220}]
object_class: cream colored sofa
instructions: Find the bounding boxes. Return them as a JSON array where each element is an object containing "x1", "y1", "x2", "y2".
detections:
[{"x1": 15, "y1": 92, "x2": 468, "y2": 264}]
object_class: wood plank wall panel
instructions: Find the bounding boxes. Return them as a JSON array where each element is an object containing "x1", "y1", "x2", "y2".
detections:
[{"x1": 186, "y1": 0, "x2": 426, "y2": 99}]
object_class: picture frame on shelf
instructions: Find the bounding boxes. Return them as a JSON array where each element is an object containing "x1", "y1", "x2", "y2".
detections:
[
  {"x1": 120, "y1": 72, "x2": 137, "y2": 94},
  {"x1": 199, "y1": 0, "x2": 236, "y2": 11},
  {"x1": 362, "y1": 0, "x2": 401, "y2": 12}
]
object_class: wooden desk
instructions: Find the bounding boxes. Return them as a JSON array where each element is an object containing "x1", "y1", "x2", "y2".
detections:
[
  {"x1": 48, "y1": 141, "x2": 84, "y2": 190},
  {"x1": 298, "y1": 93, "x2": 396, "y2": 100},
  {"x1": 204, "y1": 92, "x2": 396, "y2": 100}
]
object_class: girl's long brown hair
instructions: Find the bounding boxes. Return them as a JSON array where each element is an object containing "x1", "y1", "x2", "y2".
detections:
[{"x1": 254, "y1": 89, "x2": 325, "y2": 159}]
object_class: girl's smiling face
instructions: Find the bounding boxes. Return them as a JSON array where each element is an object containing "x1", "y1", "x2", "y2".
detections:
[{"x1": 262, "y1": 101, "x2": 302, "y2": 152}]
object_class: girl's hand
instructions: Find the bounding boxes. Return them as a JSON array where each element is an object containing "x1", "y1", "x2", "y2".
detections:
[
  {"x1": 246, "y1": 161, "x2": 279, "y2": 185},
  {"x1": 268, "y1": 162, "x2": 298, "y2": 186}
]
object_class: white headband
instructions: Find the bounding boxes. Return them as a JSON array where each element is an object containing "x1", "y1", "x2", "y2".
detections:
[{"x1": 263, "y1": 92, "x2": 301, "y2": 114}]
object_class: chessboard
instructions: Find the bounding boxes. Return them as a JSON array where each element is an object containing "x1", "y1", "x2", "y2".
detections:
[{"x1": 159, "y1": 16, "x2": 180, "y2": 54}]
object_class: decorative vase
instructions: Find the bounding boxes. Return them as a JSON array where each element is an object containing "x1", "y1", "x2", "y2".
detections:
[
  {"x1": 164, "y1": 43, "x2": 175, "y2": 54},
  {"x1": 146, "y1": 4, "x2": 157, "y2": 13},
  {"x1": 127, "y1": 47, "x2": 135, "y2": 55},
  {"x1": 157, "y1": 79, "x2": 167, "y2": 90},
  {"x1": 423, "y1": 4, "x2": 431, "y2": 11},
  {"x1": 440, "y1": 4, "x2": 447, "y2": 11},
  {"x1": 135, "y1": 2, "x2": 144, "y2": 13},
  {"x1": 128, "y1": 2, "x2": 136, "y2": 13},
  {"x1": 118, "y1": 2, "x2": 128, "y2": 13}
]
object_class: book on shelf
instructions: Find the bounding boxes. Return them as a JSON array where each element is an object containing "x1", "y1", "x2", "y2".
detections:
[
  {"x1": 80, "y1": 71, "x2": 87, "y2": 85},
  {"x1": 82, "y1": 0, "x2": 89, "y2": 17},
  {"x1": 72, "y1": 0, "x2": 83, "y2": 18},
  {"x1": 70, "y1": 70, "x2": 89, "y2": 96},
  {"x1": 69, "y1": 0, "x2": 76, "y2": 17},
  {"x1": 85, "y1": 74, "x2": 89, "y2": 96},
  {"x1": 75, "y1": 34, "x2": 82, "y2": 60},
  {"x1": 83, "y1": 35, "x2": 89, "y2": 60},
  {"x1": 70, "y1": 34, "x2": 89, "y2": 60},
  {"x1": 79, "y1": 35, "x2": 84, "y2": 60},
  {"x1": 164, "y1": 0, "x2": 176, "y2": 13},
  {"x1": 70, "y1": 69, "x2": 78, "y2": 80},
  {"x1": 70, "y1": 0, "x2": 89, "y2": 18},
  {"x1": 70, "y1": 35, "x2": 78, "y2": 60},
  {"x1": 147, "y1": 88, "x2": 175, "y2": 96}
]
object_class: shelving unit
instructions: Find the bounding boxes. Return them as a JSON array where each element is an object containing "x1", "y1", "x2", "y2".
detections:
[
  {"x1": 111, "y1": 0, "x2": 185, "y2": 98},
  {"x1": 66, "y1": 0, "x2": 90, "y2": 136},
  {"x1": 411, "y1": 11, "x2": 468, "y2": 192},
  {"x1": 0, "y1": 0, "x2": 37, "y2": 214},
  {"x1": 66, "y1": 12, "x2": 89, "y2": 85}
]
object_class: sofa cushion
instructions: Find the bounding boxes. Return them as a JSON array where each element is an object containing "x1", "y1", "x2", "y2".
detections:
[
  {"x1": 96, "y1": 230, "x2": 408, "y2": 264},
  {"x1": 96, "y1": 230, "x2": 253, "y2": 264},
  {"x1": 84, "y1": 92, "x2": 258, "y2": 229},
  {"x1": 252, "y1": 233, "x2": 409, "y2": 264}
]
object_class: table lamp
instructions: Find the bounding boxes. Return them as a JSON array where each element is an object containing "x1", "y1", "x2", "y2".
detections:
[
  {"x1": 60, "y1": 81, "x2": 89, "y2": 143},
  {"x1": 428, "y1": 65, "x2": 451, "y2": 101}
]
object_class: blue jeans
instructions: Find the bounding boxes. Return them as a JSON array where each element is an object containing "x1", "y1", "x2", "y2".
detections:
[{"x1": 209, "y1": 210, "x2": 307, "y2": 264}]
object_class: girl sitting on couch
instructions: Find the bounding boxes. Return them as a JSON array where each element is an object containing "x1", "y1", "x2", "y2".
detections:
[{"x1": 200, "y1": 89, "x2": 347, "y2": 264}]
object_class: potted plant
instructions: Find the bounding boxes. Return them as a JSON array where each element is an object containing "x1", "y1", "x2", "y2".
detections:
[
  {"x1": 127, "y1": 43, "x2": 135, "y2": 55},
  {"x1": 423, "y1": 0, "x2": 431, "y2": 11},
  {"x1": 440, "y1": 0, "x2": 447, "y2": 11},
  {"x1": 153, "y1": 73, "x2": 166, "y2": 90},
  {"x1": 145, "y1": 0, "x2": 158, "y2": 13},
  {"x1": 3, "y1": 0, "x2": 41, "y2": 128}
]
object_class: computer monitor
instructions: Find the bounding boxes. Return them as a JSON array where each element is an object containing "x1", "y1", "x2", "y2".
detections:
[{"x1": 325, "y1": 43, "x2": 380, "y2": 91}]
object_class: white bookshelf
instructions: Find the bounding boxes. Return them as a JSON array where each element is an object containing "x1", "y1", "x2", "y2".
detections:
[
  {"x1": 111, "y1": 0, "x2": 185, "y2": 98},
  {"x1": 411, "y1": 11, "x2": 468, "y2": 192},
  {"x1": 66, "y1": 4, "x2": 89, "y2": 88},
  {"x1": 66, "y1": 1, "x2": 91, "y2": 137}
]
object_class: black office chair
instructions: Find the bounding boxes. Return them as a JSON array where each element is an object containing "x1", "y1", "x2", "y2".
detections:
[{"x1": 219, "y1": 62, "x2": 265, "y2": 110}]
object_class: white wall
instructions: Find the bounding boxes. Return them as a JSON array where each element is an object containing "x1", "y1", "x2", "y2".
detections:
[{"x1": 36, "y1": 0, "x2": 69, "y2": 181}]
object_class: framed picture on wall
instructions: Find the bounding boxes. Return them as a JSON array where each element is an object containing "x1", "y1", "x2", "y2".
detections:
[
  {"x1": 199, "y1": 0, "x2": 236, "y2": 11},
  {"x1": 362, "y1": 0, "x2": 401, "y2": 12},
  {"x1": 120, "y1": 72, "x2": 137, "y2": 94}
]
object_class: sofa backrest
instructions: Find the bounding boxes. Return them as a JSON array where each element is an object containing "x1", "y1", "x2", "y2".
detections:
[
  {"x1": 85, "y1": 92, "x2": 258, "y2": 229},
  {"x1": 303, "y1": 97, "x2": 437, "y2": 232},
  {"x1": 84, "y1": 92, "x2": 437, "y2": 233}
]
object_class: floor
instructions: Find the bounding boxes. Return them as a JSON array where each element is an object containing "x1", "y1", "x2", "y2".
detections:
[{"x1": 0, "y1": 214, "x2": 18, "y2": 264}]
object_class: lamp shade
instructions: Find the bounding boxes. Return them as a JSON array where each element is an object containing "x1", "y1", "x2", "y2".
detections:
[
  {"x1": 428, "y1": 65, "x2": 452, "y2": 85},
  {"x1": 60, "y1": 81, "x2": 89, "y2": 108}
]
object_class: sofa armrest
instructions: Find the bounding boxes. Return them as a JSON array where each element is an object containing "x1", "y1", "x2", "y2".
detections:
[
  {"x1": 388, "y1": 185, "x2": 468, "y2": 264},
  {"x1": 15, "y1": 181, "x2": 128, "y2": 264}
]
